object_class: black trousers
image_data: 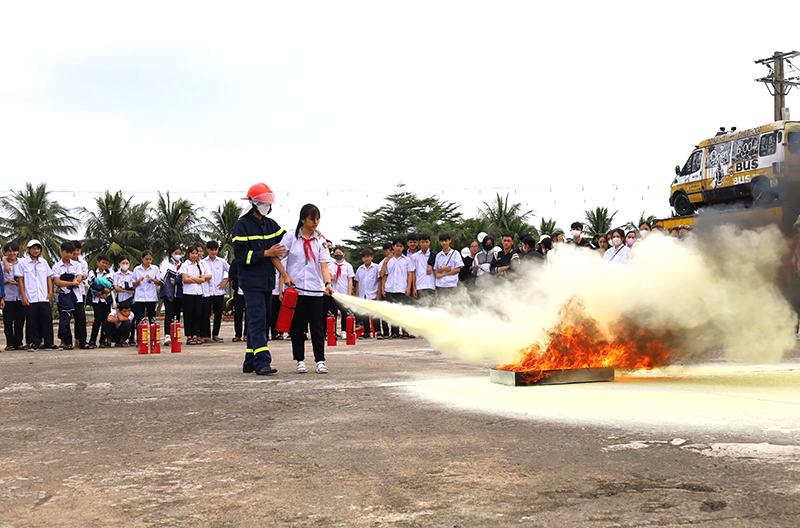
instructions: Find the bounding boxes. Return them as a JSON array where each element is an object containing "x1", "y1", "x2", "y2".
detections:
[
  {"x1": 90, "y1": 302, "x2": 111, "y2": 345},
  {"x1": 183, "y1": 294, "x2": 203, "y2": 337},
  {"x1": 270, "y1": 294, "x2": 281, "y2": 338},
  {"x1": 3, "y1": 300, "x2": 25, "y2": 348},
  {"x1": 384, "y1": 292, "x2": 408, "y2": 336},
  {"x1": 233, "y1": 291, "x2": 247, "y2": 338},
  {"x1": 163, "y1": 297, "x2": 183, "y2": 328},
  {"x1": 290, "y1": 295, "x2": 326, "y2": 362},
  {"x1": 133, "y1": 301, "x2": 157, "y2": 331},
  {"x1": 24, "y1": 301, "x2": 53, "y2": 348},
  {"x1": 103, "y1": 320, "x2": 132, "y2": 344},
  {"x1": 73, "y1": 302, "x2": 87, "y2": 346},
  {"x1": 202, "y1": 295, "x2": 224, "y2": 337}
]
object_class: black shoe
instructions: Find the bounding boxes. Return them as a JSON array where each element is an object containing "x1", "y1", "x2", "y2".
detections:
[{"x1": 255, "y1": 366, "x2": 278, "y2": 375}]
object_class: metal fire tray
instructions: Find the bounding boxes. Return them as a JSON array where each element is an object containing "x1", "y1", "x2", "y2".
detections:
[{"x1": 490, "y1": 366, "x2": 615, "y2": 386}]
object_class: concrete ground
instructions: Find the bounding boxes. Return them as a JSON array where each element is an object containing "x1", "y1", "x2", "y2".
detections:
[{"x1": 1, "y1": 323, "x2": 799, "y2": 527}]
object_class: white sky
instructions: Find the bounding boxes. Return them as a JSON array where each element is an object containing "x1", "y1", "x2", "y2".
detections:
[{"x1": 2, "y1": 1, "x2": 800, "y2": 245}]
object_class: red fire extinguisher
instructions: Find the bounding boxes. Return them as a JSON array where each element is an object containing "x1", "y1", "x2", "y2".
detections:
[
  {"x1": 327, "y1": 315, "x2": 337, "y2": 346},
  {"x1": 276, "y1": 287, "x2": 298, "y2": 333},
  {"x1": 370, "y1": 316, "x2": 376, "y2": 338},
  {"x1": 346, "y1": 315, "x2": 356, "y2": 345},
  {"x1": 150, "y1": 320, "x2": 161, "y2": 354},
  {"x1": 137, "y1": 320, "x2": 149, "y2": 354},
  {"x1": 170, "y1": 320, "x2": 182, "y2": 353}
]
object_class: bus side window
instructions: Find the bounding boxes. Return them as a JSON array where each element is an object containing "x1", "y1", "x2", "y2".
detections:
[
  {"x1": 759, "y1": 131, "x2": 777, "y2": 157},
  {"x1": 789, "y1": 132, "x2": 800, "y2": 155}
]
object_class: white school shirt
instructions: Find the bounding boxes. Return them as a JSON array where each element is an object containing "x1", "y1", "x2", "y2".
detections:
[
  {"x1": 383, "y1": 254, "x2": 412, "y2": 294},
  {"x1": 16, "y1": 256, "x2": 51, "y2": 303},
  {"x1": 3, "y1": 260, "x2": 22, "y2": 302},
  {"x1": 271, "y1": 257, "x2": 287, "y2": 296},
  {"x1": 182, "y1": 260, "x2": 204, "y2": 295},
  {"x1": 282, "y1": 231, "x2": 332, "y2": 297},
  {"x1": 73, "y1": 257, "x2": 89, "y2": 297},
  {"x1": 603, "y1": 245, "x2": 632, "y2": 265},
  {"x1": 113, "y1": 270, "x2": 135, "y2": 303},
  {"x1": 87, "y1": 269, "x2": 113, "y2": 304},
  {"x1": 330, "y1": 260, "x2": 354, "y2": 295},
  {"x1": 411, "y1": 249, "x2": 435, "y2": 291},
  {"x1": 108, "y1": 308, "x2": 135, "y2": 328},
  {"x1": 133, "y1": 264, "x2": 162, "y2": 302},
  {"x1": 355, "y1": 263, "x2": 380, "y2": 300},
  {"x1": 434, "y1": 249, "x2": 464, "y2": 288},
  {"x1": 201, "y1": 256, "x2": 230, "y2": 297},
  {"x1": 51, "y1": 259, "x2": 85, "y2": 303}
]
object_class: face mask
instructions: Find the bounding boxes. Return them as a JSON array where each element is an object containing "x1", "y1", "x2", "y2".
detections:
[
  {"x1": 483, "y1": 244, "x2": 493, "y2": 251},
  {"x1": 553, "y1": 241, "x2": 563, "y2": 248},
  {"x1": 570, "y1": 230, "x2": 581, "y2": 238},
  {"x1": 256, "y1": 203, "x2": 272, "y2": 216},
  {"x1": 120, "y1": 264, "x2": 129, "y2": 271},
  {"x1": 626, "y1": 238, "x2": 635, "y2": 247},
  {"x1": 333, "y1": 254, "x2": 344, "y2": 261},
  {"x1": 640, "y1": 230, "x2": 649, "y2": 238},
  {"x1": 172, "y1": 254, "x2": 182, "y2": 262},
  {"x1": 612, "y1": 237, "x2": 622, "y2": 247}
]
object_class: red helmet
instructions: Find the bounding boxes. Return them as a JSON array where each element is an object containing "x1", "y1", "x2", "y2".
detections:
[{"x1": 243, "y1": 183, "x2": 275, "y2": 204}]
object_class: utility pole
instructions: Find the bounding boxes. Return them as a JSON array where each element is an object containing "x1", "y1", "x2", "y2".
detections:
[{"x1": 755, "y1": 51, "x2": 800, "y2": 121}]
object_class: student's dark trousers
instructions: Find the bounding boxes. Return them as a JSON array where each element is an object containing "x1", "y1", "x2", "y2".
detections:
[
  {"x1": 103, "y1": 320, "x2": 132, "y2": 344},
  {"x1": 73, "y1": 302, "x2": 87, "y2": 346},
  {"x1": 203, "y1": 295, "x2": 224, "y2": 337},
  {"x1": 24, "y1": 301, "x2": 53, "y2": 348},
  {"x1": 234, "y1": 291, "x2": 247, "y2": 338},
  {"x1": 132, "y1": 301, "x2": 157, "y2": 335},
  {"x1": 163, "y1": 297, "x2": 183, "y2": 327},
  {"x1": 3, "y1": 300, "x2": 25, "y2": 348},
  {"x1": 384, "y1": 292, "x2": 408, "y2": 336},
  {"x1": 183, "y1": 294, "x2": 203, "y2": 337},
  {"x1": 90, "y1": 302, "x2": 111, "y2": 345},
  {"x1": 290, "y1": 295, "x2": 325, "y2": 363}
]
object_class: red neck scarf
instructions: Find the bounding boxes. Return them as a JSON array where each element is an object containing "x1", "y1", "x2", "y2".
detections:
[
  {"x1": 301, "y1": 236, "x2": 317, "y2": 264},
  {"x1": 335, "y1": 262, "x2": 342, "y2": 282}
]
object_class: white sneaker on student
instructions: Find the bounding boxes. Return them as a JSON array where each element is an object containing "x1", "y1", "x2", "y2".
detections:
[
  {"x1": 163, "y1": 335, "x2": 171, "y2": 346},
  {"x1": 316, "y1": 361, "x2": 328, "y2": 374},
  {"x1": 296, "y1": 361, "x2": 307, "y2": 373}
]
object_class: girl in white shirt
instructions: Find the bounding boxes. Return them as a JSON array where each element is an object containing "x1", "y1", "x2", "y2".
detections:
[
  {"x1": 182, "y1": 245, "x2": 211, "y2": 345},
  {"x1": 132, "y1": 250, "x2": 163, "y2": 331},
  {"x1": 603, "y1": 228, "x2": 633, "y2": 265}
]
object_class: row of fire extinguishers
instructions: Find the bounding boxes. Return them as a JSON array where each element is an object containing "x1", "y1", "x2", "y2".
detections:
[
  {"x1": 276, "y1": 287, "x2": 373, "y2": 345},
  {"x1": 137, "y1": 319, "x2": 182, "y2": 354}
]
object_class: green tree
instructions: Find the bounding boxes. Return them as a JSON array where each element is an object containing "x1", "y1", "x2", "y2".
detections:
[
  {"x1": 150, "y1": 192, "x2": 203, "y2": 262},
  {"x1": 477, "y1": 193, "x2": 534, "y2": 239},
  {"x1": 202, "y1": 199, "x2": 244, "y2": 262},
  {"x1": 0, "y1": 182, "x2": 77, "y2": 263},
  {"x1": 583, "y1": 207, "x2": 618, "y2": 236},
  {"x1": 80, "y1": 191, "x2": 150, "y2": 268},
  {"x1": 624, "y1": 211, "x2": 658, "y2": 231},
  {"x1": 530, "y1": 218, "x2": 560, "y2": 241}
]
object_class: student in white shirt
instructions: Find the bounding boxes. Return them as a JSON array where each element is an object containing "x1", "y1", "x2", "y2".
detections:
[
  {"x1": 411, "y1": 233, "x2": 436, "y2": 304},
  {"x1": 52, "y1": 241, "x2": 85, "y2": 349},
  {"x1": 2, "y1": 242, "x2": 25, "y2": 350},
  {"x1": 433, "y1": 232, "x2": 464, "y2": 299},
  {"x1": 132, "y1": 250, "x2": 163, "y2": 332},
  {"x1": 87, "y1": 254, "x2": 113, "y2": 348},
  {"x1": 603, "y1": 228, "x2": 633, "y2": 265},
  {"x1": 160, "y1": 246, "x2": 184, "y2": 345},
  {"x1": 113, "y1": 255, "x2": 135, "y2": 305},
  {"x1": 354, "y1": 248, "x2": 380, "y2": 338},
  {"x1": 16, "y1": 239, "x2": 56, "y2": 350},
  {"x1": 182, "y1": 245, "x2": 212, "y2": 345},
  {"x1": 281, "y1": 204, "x2": 334, "y2": 374},
  {"x1": 201, "y1": 240, "x2": 230, "y2": 342},
  {"x1": 379, "y1": 237, "x2": 413, "y2": 338},
  {"x1": 103, "y1": 300, "x2": 135, "y2": 347},
  {"x1": 326, "y1": 246, "x2": 354, "y2": 334}
]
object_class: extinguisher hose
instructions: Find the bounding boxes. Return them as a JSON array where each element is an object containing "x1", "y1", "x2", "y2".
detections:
[{"x1": 288, "y1": 282, "x2": 327, "y2": 294}]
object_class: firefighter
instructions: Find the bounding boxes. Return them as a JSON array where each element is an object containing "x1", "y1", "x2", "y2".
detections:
[{"x1": 233, "y1": 183, "x2": 290, "y2": 375}]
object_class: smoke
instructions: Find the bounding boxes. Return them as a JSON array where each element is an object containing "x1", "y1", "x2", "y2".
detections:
[{"x1": 337, "y1": 224, "x2": 797, "y2": 365}]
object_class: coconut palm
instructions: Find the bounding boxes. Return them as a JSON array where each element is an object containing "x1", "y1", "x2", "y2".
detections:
[
  {"x1": 584, "y1": 207, "x2": 618, "y2": 236},
  {"x1": 80, "y1": 191, "x2": 150, "y2": 268},
  {"x1": 478, "y1": 193, "x2": 534, "y2": 238},
  {"x1": 530, "y1": 218, "x2": 560, "y2": 241},
  {"x1": 202, "y1": 199, "x2": 244, "y2": 262},
  {"x1": 0, "y1": 182, "x2": 77, "y2": 262},
  {"x1": 150, "y1": 192, "x2": 203, "y2": 262},
  {"x1": 624, "y1": 212, "x2": 658, "y2": 231}
]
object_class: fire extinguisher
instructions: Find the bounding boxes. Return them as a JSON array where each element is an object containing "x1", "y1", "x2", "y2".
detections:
[
  {"x1": 137, "y1": 320, "x2": 149, "y2": 354},
  {"x1": 370, "y1": 316, "x2": 376, "y2": 338},
  {"x1": 170, "y1": 320, "x2": 182, "y2": 353},
  {"x1": 346, "y1": 315, "x2": 356, "y2": 345},
  {"x1": 150, "y1": 320, "x2": 161, "y2": 354},
  {"x1": 276, "y1": 287, "x2": 298, "y2": 333},
  {"x1": 327, "y1": 315, "x2": 337, "y2": 346}
]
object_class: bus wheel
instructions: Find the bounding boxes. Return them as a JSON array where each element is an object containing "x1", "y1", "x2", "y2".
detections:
[
  {"x1": 751, "y1": 178, "x2": 771, "y2": 205},
  {"x1": 673, "y1": 193, "x2": 695, "y2": 216}
]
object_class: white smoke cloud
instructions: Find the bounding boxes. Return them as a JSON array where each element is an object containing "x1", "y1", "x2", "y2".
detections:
[{"x1": 337, "y1": 225, "x2": 797, "y2": 366}]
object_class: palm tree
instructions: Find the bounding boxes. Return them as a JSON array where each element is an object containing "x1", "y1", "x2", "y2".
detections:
[
  {"x1": 150, "y1": 192, "x2": 203, "y2": 262},
  {"x1": 80, "y1": 191, "x2": 150, "y2": 268},
  {"x1": 477, "y1": 193, "x2": 534, "y2": 238},
  {"x1": 202, "y1": 199, "x2": 244, "y2": 262},
  {"x1": 584, "y1": 207, "x2": 618, "y2": 236},
  {"x1": 0, "y1": 182, "x2": 77, "y2": 262},
  {"x1": 624, "y1": 211, "x2": 658, "y2": 231},
  {"x1": 530, "y1": 218, "x2": 559, "y2": 241}
]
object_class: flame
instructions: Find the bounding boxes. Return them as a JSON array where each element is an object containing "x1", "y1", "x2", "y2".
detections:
[{"x1": 496, "y1": 299, "x2": 678, "y2": 374}]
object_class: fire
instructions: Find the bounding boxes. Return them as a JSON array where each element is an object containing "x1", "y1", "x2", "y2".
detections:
[{"x1": 495, "y1": 300, "x2": 678, "y2": 375}]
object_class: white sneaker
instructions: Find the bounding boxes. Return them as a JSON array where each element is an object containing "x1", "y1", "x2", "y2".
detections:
[
  {"x1": 296, "y1": 361, "x2": 307, "y2": 373},
  {"x1": 316, "y1": 361, "x2": 328, "y2": 374},
  {"x1": 340, "y1": 331, "x2": 346, "y2": 340},
  {"x1": 163, "y1": 335, "x2": 171, "y2": 346}
]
